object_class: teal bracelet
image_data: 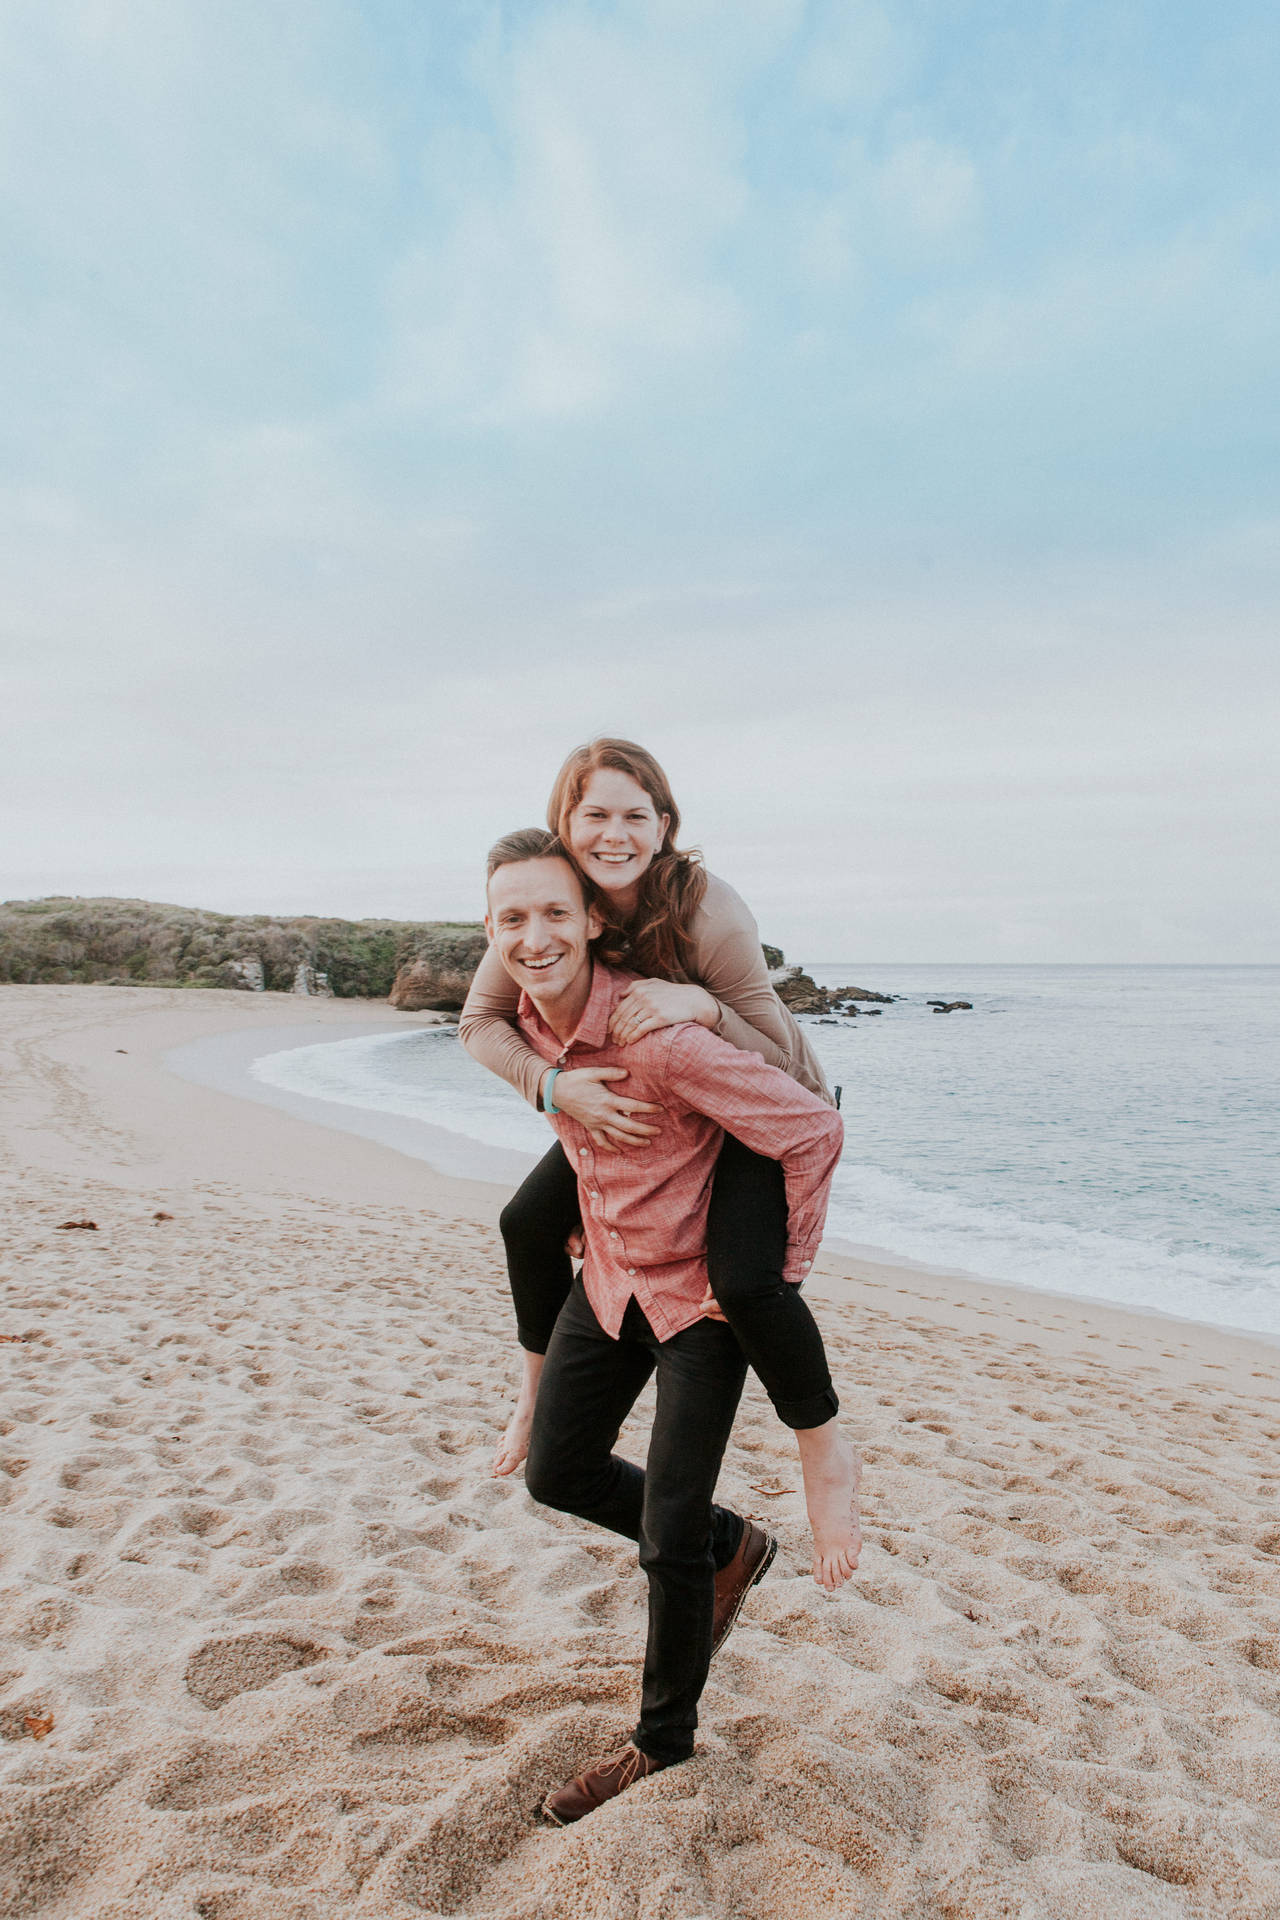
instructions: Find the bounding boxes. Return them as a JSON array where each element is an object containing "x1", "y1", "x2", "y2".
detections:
[{"x1": 543, "y1": 1068, "x2": 563, "y2": 1115}]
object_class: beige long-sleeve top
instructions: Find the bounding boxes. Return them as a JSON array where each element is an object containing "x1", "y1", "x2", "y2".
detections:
[{"x1": 459, "y1": 869, "x2": 833, "y2": 1107}]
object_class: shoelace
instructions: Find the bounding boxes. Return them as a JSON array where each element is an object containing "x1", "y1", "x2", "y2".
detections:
[{"x1": 577, "y1": 1745, "x2": 647, "y2": 1800}]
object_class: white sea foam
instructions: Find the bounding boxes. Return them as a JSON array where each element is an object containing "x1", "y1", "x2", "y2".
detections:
[
  {"x1": 822, "y1": 1160, "x2": 1280, "y2": 1337},
  {"x1": 251, "y1": 1026, "x2": 547, "y2": 1158}
]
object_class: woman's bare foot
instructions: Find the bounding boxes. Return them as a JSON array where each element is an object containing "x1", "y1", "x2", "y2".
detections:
[
  {"x1": 492, "y1": 1349, "x2": 545, "y2": 1478},
  {"x1": 492, "y1": 1392, "x2": 536, "y2": 1476},
  {"x1": 794, "y1": 1421, "x2": 862, "y2": 1590}
]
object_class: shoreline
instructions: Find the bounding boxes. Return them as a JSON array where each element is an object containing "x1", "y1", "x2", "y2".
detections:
[
  {"x1": 169, "y1": 994, "x2": 1280, "y2": 1365},
  {"x1": 166, "y1": 1017, "x2": 538, "y2": 1189},
  {"x1": 5, "y1": 984, "x2": 1280, "y2": 1918}
]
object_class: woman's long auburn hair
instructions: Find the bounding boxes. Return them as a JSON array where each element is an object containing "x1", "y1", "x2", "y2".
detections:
[{"x1": 547, "y1": 738, "x2": 708, "y2": 981}]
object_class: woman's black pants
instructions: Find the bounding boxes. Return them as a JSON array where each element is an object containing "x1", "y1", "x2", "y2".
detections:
[{"x1": 499, "y1": 1131, "x2": 838, "y2": 1429}]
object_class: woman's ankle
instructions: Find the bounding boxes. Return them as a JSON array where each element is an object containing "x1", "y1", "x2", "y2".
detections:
[
  {"x1": 516, "y1": 1347, "x2": 546, "y2": 1404},
  {"x1": 792, "y1": 1414, "x2": 842, "y2": 1450}
]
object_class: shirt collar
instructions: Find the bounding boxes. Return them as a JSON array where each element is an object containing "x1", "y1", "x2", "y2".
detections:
[{"x1": 517, "y1": 955, "x2": 620, "y2": 1054}]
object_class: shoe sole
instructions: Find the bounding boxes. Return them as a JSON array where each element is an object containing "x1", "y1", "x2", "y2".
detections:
[{"x1": 711, "y1": 1530, "x2": 777, "y2": 1659}]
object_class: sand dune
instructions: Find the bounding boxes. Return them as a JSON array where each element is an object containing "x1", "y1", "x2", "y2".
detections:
[{"x1": 3, "y1": 987, "x2": 1280, "y2": 1918}]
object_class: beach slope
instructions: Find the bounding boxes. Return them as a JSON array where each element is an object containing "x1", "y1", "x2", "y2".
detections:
[{"x1": 3, "y1": 985, "x2": 1280, "y2": 1918}]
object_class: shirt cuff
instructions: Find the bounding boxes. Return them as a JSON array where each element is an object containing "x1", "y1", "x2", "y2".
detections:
[{"x1": 783, "y1": 1243, "x2": 820, "y2": 1284}]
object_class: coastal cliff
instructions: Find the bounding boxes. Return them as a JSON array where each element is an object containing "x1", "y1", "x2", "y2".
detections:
[
  {"x1": 0, "y1": 898, "x2": 486, "y2": 1008},
  {"x1": 387, "y1": 928, "x2": 489, "y2": 1010}
]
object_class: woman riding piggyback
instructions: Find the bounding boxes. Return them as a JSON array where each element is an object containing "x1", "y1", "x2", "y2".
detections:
[{"x1": 459, "y1": 737, "x2": 861, "y2": 1591}]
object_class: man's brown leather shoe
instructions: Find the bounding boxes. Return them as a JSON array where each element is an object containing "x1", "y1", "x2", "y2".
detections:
[
  {"x1": 711, "y1": 1516, "x2": 777, "y2": 1657},
  {"x1": 541, "y1": 1743, "x2": 671, "y2": 1825}
]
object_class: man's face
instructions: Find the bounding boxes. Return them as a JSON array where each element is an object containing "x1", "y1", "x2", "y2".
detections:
[{"x1": 485, "y1": 856, "x2": 601, "y2": 1011}]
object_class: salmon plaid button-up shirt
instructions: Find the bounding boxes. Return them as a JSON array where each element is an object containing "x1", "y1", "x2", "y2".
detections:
[{"x1": 516, "y1": 959, "x2": 844, "y2": 1342}]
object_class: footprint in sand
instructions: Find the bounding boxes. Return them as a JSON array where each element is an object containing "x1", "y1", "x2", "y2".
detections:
[{"x1": 185, "y1": 1631, "x2": 330, "y2": 1710}]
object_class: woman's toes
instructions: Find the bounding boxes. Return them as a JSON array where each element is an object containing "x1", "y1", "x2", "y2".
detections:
[{"x1": 492, "y1": 1408, "x2": 534, "y2": 1478}]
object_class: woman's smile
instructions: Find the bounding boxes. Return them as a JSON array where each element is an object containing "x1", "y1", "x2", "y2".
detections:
[{"x1": 567, "y1": 768, "x2": 670, "y2": 909}]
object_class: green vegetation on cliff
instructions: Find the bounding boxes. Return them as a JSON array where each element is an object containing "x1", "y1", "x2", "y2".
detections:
[{"x1": 0, "y1": 897, "x2": 486, "y2": 1002}]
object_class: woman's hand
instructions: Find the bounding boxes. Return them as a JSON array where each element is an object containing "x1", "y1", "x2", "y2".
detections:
[
  {"x1": 547, "y1": 1066, "x2": 663, "y2": 1152},
  {"x1": 607, "y1": 979, "x2": 719, "y2": 1047}
]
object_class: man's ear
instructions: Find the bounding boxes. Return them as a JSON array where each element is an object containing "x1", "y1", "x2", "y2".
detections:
[
  {"x1": 483, "y1": 911, "x2": 494, "y2": 944},
  {"x1": 586, "y1": 903, "x2": 603, "y2": 943}
]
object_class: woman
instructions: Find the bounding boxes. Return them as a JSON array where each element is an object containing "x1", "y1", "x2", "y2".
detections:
[{"x1": 460, "y1": 738, "x2": 860, "y2": 1591}]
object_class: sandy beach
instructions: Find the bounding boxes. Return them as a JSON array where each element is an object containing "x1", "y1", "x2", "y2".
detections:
[{"x1": 3, "y1": 984, "x2": 1280, "y2": 1919}]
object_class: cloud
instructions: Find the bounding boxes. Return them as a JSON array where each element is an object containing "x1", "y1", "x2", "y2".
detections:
[
  {"x1": 873, "y1": 136, "x2": 979, "y2": 253},
  {"x1": 0, "y1": 3, "x2": 1276, "y2": 957},
  {"x1": 383, "y1": 3, "x2": 757, "y2": 423},
  {"x1": 793, "y1": 0, "x2": 907, "y2": 110}
]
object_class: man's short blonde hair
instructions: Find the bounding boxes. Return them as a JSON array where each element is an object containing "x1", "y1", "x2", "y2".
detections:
[{"x1": 486, "y1": 827, "x2": 575, "y2": 886}]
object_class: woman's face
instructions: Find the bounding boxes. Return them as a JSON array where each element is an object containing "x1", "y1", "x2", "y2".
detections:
[{"x1": 566, "y1": 768, "x2": 670, "y2": 905}]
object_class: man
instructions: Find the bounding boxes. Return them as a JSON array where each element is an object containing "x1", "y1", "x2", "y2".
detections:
[{"x1": 483, "y1": 828, "x2": 849, "y2": 1824}]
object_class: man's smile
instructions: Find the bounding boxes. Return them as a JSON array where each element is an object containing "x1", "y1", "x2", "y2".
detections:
[{"x1": 485, "y1": 851, "x2": 602, "y2": 1039}]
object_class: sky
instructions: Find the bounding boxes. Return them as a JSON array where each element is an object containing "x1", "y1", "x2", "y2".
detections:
[{"x1": 2, "y1": 0, "x2": 1277, "y2": 962}]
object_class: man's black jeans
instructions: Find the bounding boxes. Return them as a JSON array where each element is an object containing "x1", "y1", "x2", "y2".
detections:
[
  {"x1": 524, "y1": 1277, "x2": 748, "y2": 1766},
  {"x1": 501, "y1": 1132, "x2": 837, "y2": 1428}
]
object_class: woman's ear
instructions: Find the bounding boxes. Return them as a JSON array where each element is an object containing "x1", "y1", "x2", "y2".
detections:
[{"x1": 658, "y1": 812, "x2": 671, "y2": 846}]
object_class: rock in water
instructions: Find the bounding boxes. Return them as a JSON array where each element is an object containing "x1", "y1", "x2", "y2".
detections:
[
  {"x1": 774, "y1": 971, "x2": 828, "y2": 1014},
  {"x1": 774, "y1": 968, "x2": 897, "y2": 1015}
]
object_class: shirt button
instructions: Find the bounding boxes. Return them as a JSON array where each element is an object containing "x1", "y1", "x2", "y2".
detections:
[
  {"x1": 609, "y1": 1231, "x2": 619, "y2": 1241},
  {"x1": 627, "y1": 1268, "x2": 637, "y2": 1277},
  {"x1": 801, "y1": 1261, "x2": 811, "y2": 1271},
  {"x1": 578, "y1": 1148, "x2": 589, "y2": 1157}
]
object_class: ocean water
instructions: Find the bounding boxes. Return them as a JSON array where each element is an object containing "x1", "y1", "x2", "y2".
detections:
[{"x1": 250, "y1": 966, "x2": 1279, "y2": 1339}]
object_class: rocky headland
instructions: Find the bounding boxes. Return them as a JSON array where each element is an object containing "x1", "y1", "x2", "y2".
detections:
[
  {"x1": 770, "y1": 966, "x2": 896, "y2": 1016},
  {"x1": 0, "y1": 898, "x2": 486, "y2": 1009}
]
